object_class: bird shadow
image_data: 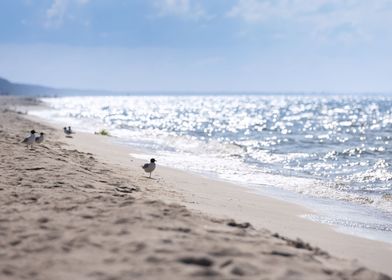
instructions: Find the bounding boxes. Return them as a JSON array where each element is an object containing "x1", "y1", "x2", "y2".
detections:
[
  {"x1": 143, "y1": 176, "x2": 157, "y2": 180},
  {"x1": 65, "y1": 136, "x2": 73, "y2": 138}
]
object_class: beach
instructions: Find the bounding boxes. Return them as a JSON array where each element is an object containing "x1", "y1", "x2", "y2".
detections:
[{"x1": 0, "y1": 96, "x2": 391, "y2": 280}]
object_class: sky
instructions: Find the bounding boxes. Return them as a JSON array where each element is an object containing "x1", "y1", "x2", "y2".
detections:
[{"x1": 0, "y1": 0, "x2": 392, "y2": 93}]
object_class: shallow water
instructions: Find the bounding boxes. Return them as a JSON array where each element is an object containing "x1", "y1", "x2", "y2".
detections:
[{"x1": 33, "y1": 95, "x2": 392, "y2": 242}]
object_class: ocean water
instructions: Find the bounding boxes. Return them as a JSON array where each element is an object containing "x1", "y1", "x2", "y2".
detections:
[{"x1": 33, "y1": 95, "x2": 392, "y2": 242}]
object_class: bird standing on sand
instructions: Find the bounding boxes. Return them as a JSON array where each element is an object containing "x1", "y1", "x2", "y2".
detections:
[
  {"x1": 64, "y1": 127, "x2": 72, "y2": 137},
  {"x1": 142, "y1": 158, "x2": 156, "y2": 178},
  {"x1": 22, "y1": 130, "x2": 36, "y2": 149},
  {"x1": 35, "y1": 132, "x2": 45, "y2": 144}
]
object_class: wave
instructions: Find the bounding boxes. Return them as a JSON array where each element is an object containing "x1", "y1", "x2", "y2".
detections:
[{"x1": 33, "y1": 95, "x2": 392, "y2": 216}]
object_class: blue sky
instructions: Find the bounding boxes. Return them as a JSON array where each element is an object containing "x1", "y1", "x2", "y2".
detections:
[{"x1": 0, "y1": 0, "x2": 391, "y2": 92}]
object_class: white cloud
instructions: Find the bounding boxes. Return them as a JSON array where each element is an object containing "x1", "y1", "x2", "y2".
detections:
[
  {"x1": 227, "y1": 0, "x2": 392, "y2": 42},
  {"x1": 45, "y1": 0, "x2": 91, "y2": 28},
  {"x1": 153, "y1": 0, "x2": 207, "y2": 20},
  {"x1": 45, "y1": 0, "x2": 69, "y2": 28}
]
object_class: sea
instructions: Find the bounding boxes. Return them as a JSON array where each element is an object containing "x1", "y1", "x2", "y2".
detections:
[{"x1": 31, "y1": 94, "x2": 392, "y2": 243}]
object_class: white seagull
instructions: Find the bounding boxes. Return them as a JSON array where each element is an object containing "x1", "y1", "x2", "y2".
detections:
[
  {"x1": 142, "y1": 158, "x2": 156, "y2": 178},
  {"x1": 35, "y1": 132, "x2": 45, "y2": 144},
  {"x1": 22, "y1": 130, "x2": 36, "y2": 149}
]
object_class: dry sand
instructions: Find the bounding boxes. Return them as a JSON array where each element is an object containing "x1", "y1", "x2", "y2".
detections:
[{"x1": 0, "y1": 96, "x2": 391, "y2": 280}]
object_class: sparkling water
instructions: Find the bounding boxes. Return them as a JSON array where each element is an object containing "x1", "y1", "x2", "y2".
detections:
[{"x1": 34, "y1": 95, "x2": 392, "y2": 242}]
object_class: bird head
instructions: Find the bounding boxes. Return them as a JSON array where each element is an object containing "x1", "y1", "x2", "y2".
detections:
[
  {"x1": 150, "y1": 158, "x2": 156, "y2": 163},
  {"x1": 40, "y1": 132, "x2": 44, "y2": 135},
  {"x1": 31, "y1": 130, "x2": 36, "y2": 134}
]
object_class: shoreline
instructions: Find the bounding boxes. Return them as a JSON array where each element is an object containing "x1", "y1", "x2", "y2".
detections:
[
  {"x1": 24, "y1": 99, "x2": 392, "y2": 276},
  {"x1": 1, "y1": 96, "x2": 391, "y2": 279},
  {"x1": 26, "y1": 100, "x2": 392, "y2": 244},
  {"x1": 29, "y1": 96, "x2": 392, "y2": 245},
  {"x1": 129, "y1": 147, "x2": 392, "y2": 244}
]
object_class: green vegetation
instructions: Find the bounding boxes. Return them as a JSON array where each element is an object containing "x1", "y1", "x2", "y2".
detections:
[{"x1": 96, "y1": 129, "x2": 110, "y2": 136}]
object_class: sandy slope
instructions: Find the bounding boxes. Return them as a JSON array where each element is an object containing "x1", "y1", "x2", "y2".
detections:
[{"x1": 0, "y1": 97, "x2": 390, "y2": 280}]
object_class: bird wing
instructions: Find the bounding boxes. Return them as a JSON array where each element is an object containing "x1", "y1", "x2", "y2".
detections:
[
  {"x1": 142, "y1": 163, "x2": 149, "y2": 169},
  {"x1": 22, "y1": 137, "x2": 28, "y2": 143}
]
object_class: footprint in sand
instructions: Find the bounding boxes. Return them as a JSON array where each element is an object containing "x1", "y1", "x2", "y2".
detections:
[
  {"x1": 37, "y1": 217, "x2": 50, "y2": 223},
  {"x1": 226, "y1": 220, "x2": 253, "y2": 229},
  {"x1": 114, "y1": 186, "x2": 138, "y2": 193},
  {"x1": 178, "y1": 256, "x2": 214, "y2": 267}
]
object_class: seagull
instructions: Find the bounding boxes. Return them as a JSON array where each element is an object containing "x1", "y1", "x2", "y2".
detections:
[
  {"x1": 142, "y1": 158, "x2": 156, "y2": 178},
  {"x1": 22, "y1": 130, "x2": 36, "y2": 149},
  {"x1": 63, "y1": 127, "x2": 72, "y2": 137},
  {"x1": 35, "y1": 132, "x2": 45, "y2": 144}
]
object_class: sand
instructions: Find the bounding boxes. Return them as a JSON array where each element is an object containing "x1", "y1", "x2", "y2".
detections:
[{"x1": 0, "y1": 96, "x2": 391, "y2": 280}]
